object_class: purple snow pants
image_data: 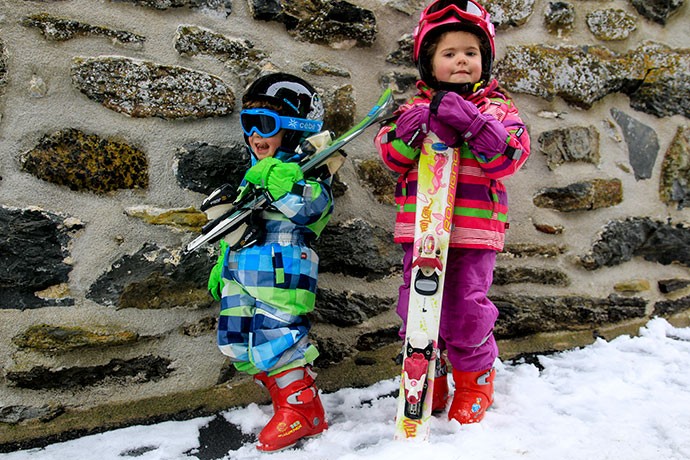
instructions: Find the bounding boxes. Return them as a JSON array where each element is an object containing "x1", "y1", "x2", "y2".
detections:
[{"x1": 397, "y1": 243, "x2": 499, "y2": 372}]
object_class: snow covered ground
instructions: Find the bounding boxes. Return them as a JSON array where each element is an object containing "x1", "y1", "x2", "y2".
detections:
[{"x1": 2, "y1": 317, "x2": 689, "y2": 460}]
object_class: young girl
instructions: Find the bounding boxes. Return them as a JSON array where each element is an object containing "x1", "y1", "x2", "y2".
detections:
[
  {"x1": 375, "y1": 0, "x2": 530, "y2": 424},
  {"x1": 205, "y1": 73, "x2": 332, "y2": 451}
]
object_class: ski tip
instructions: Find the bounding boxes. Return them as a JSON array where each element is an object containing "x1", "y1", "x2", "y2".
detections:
[{"x1": 366, "y1": 88, "x2": 394, "y2": 117}]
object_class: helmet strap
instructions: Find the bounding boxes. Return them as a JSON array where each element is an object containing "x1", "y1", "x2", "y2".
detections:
[{"x1": 432, "y1": 79, "x2": 485, "y2": 95}]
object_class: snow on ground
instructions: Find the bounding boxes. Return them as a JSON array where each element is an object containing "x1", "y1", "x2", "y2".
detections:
[{"x1": 2, "y1": 317, "x2": 689, "y2": 460}]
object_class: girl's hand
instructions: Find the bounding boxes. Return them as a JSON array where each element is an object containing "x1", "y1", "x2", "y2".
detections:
[
  {"x1": 394, "y1": 105, "x2": 429, "y2": 148},
  {"x1": 395, "y1": 105, "x2": 460, "y2": 148}
]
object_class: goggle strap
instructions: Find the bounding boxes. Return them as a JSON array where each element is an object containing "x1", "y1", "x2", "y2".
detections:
[{"x1": 240, "y1": 109, "x2": 323, "y2": 137}]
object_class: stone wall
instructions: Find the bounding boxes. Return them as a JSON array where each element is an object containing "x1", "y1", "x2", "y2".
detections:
[{"x1": 0, "y1": 0, "x2": 688, "y2": 450}]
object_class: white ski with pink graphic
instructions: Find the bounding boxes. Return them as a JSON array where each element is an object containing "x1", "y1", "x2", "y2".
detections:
[{"x1": 394, "y1": 133, "x2": 459, "y2": 441}]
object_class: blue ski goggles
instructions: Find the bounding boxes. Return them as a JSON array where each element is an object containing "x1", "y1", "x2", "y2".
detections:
[{"x1": 239, "y1": 108, "x2": 323, "y2": 138}]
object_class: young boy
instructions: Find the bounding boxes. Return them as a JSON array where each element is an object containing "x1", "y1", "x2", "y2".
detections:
[{"x1": 204, "y1": 72, "x2": 332, "y2": 451}]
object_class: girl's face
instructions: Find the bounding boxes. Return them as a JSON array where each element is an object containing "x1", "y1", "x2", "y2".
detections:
[
  {"x1": 431, "y1": 30, "x2": 483, "y2": 85},
  {"x1": 248, "y1": 130, "x2": 285, "y2": 161}
]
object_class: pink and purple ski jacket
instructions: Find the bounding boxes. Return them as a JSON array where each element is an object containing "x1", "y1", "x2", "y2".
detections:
[{"x1": 375, "y1": 80, "x2": 530, "y2": 252}]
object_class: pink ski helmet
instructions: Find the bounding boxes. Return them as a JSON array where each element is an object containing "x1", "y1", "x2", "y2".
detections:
[{"x1": 413, "y1": 0, "x2": 496, "y2": 89}]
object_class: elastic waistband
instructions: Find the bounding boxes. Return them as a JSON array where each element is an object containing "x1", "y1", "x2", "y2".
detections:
[{"x1": 264, "y1": 233, "x2": 309, "y2": 246}]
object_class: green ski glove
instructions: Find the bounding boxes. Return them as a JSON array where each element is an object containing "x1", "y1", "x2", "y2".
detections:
[
  {"x1": 244, "y1": 157, "x2": 304, "y2": 200},
  {"x1": 207, "y1": 239, "x2": 228, "y2": 301}
]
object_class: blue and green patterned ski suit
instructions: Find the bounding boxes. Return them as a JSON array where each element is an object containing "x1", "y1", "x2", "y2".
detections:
[{"x1": 215, "y1": 176, "x2": 333, "y2": 376}]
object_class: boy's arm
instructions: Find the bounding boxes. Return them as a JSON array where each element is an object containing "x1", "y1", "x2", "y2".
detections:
[
  {"x1": 245, "y1": 157, "x2": 333, "y2": 226},
  {"x1": 271, "y1": 177, "x2": 333, "y2": 227}
]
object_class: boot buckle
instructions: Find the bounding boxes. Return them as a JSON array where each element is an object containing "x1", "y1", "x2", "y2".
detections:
[{"x1": 287, "y1": 387, "x2": 316, "y2": 405}]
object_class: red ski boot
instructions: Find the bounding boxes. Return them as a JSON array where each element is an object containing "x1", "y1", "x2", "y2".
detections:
[
  {"x1": 431, "y1": 357, "x2": 449, "y2": 413},
  {"x1": 448, "y1": 368, "x2": 495, "y2": 424},
  {"x1": 253, "y1": 366, "x2": 328, "y2": 452}
]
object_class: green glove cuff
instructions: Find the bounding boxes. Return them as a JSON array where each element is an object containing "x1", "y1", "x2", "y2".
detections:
[{"x1": 207, "y1": 240, "x2": 228, "y2": 301}]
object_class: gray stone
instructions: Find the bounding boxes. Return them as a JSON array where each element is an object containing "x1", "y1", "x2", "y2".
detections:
[
  {"x1": 653, "y1": 295, "x2": 690, "y2": 316},
  {"x1": 356, "y1": 158, "x2": 397, "y2": 206},
  {"x1": 0, "y1": 38, "x2": 8, "y2": 97},
  {"x1": 578, "y1": 217, "x2": 690, "y2": 270},
  {"x1": 0, "y1": 207, "x2": 80, "y2": 310},
  {"x1": 533, "y1": 178, "x2": 623, "y2": 212},
  {"x1": 379, "y1": 71, "x2": 419, "y2": 101},
  {"x1": 586, "y1": 9, "x2": 637, "y2": 41},
  {"x1": 6, "y1": 355, "x2": 172, "y2": 390},
  {"x1": 175, "y1": 25, "x2": 267, "y2": 83},
  {"x1": 658, "y1": 278, "x2": 690, "y2": 294},
  {"x1": 533, "y1": 222, "x2": 565, "y2": 235},
  {"x1": 630, "y1": 0, "x2": 684, "y2": 25},
  {"x1": 613, "y1": 279, "x2": 651, "y2": 293},
  {"x1": 538, "y1": 126, "x2": 600, "y2": 170},
  {"x1": 124, "y1": 206, "x2": 207, "y2": 233},
  {"x1": 496, "y1": 44, "x2": 620, "y2": 108},
  {"x1": 0, "y1": 405, "x2": 63, "y2": 424},
  {"x1": 323, "y1": 84, "x2": 355, "y2": 136},
  {"x1": 386, "y1": 0, "x2": 426, "y2": 16},
  {"x1": 611, "y1": 109, "x2": 659, "y2": 180},
  {"x1": 175, "y1": 142, "x2": 250, "y2": 195},
  {"x1": 12, "y1": 324, "x2": 140, "y2": 352},
  {"x1": 247, "y1": 0, "x2": 282, "y2": 20},
  {"x1": 112, "y1": 0, "x2": 232, "y2": 15},
  {"x1": 21, "y1": 13, "x2": 145, "y2": 46},
  {"x1": 313, "y1": 218, "x2": 404, "y2": 280},
  {"x1": 503, "y1": 243, "x2": 568, "y2": 258},
  {"x1": 386, "y1": 34, "x2": 414, "y2": 67},
  {"x1": 486, "y1": 0, "x2": 536, "y2": 29},
  {"x1": 311, "y1": 333, "x2": 352, "y2": 367},
  {"x1": 355, "y1": 326, "x2": 400, "y2": 351},
  {"x1": 544, "y1": 2, "x2": 575, "y2": 36},
  {"x1": 625, "y1": 43, "x2": 690, "y2": 119},
  {"x1": 311, "y1": 288, "x2": 396, "y2": 327},
  {"x1": 86, "y1": 243, "x2": 214, "y2": 309},
  {"x1": 494, "y1": 266, "x2": 570, "y2": 286},
  {"x1": 659, "y1": 126, "x2": 690, "y2": 209},
  {"x1": 250, "y1": 0, "x2": 378, "y2": 48},
  {"x1": 71, "y1": 56, "x2": 236, "y2": 119},
  {"x1": 302, "y1": 61, "x2": 351, "y2": 78},
  {"x1": 20, "y1": 129, "x2": 148, "y2": 193},
  {"x1": 495, "y1": 43, "x2": 690, "y2": 117},
  {"x1": 494, "y1": 293, "x2": 647, "y2": 339}
]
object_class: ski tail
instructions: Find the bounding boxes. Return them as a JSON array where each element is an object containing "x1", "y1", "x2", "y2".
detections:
[{"x1": 184, "y1": 88, "x2": 394, "y2": 254}]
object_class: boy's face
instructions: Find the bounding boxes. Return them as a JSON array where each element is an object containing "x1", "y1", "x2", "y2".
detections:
[
  {"x1": 431, "y1": 30, "x2": 483, "y2": 85},
  {"x1": 248, "y1": 130, "x2": 285, "y2": 161}
]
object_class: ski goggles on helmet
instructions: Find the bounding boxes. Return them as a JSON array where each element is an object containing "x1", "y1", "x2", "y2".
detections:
[
  {"x1": 414, "y1": 0, "x2": 495, "y2": 61},
  {"x1": 423, "y1": 0, "x2": 490, "y2": 22},
  {"x1": 240, "y1": 108, "x2": 323, "y2": 138}
]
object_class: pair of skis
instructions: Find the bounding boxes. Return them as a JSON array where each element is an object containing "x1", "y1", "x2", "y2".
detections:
[
  {"x1": 394, "y1": 134, "x2": 459, "y2": 441},
  {"x1": 184, "y1": 88, "x2": 393, "y2": 254}
]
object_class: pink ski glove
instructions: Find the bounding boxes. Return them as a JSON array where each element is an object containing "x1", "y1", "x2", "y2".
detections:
[{"x1": 394, "y1": 104, "x2": 460, "y2": 148}]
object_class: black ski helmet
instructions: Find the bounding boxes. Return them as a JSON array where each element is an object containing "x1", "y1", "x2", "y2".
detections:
[{"x1": 241, "y1": 72, "x2": 324, "y2": 154}]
